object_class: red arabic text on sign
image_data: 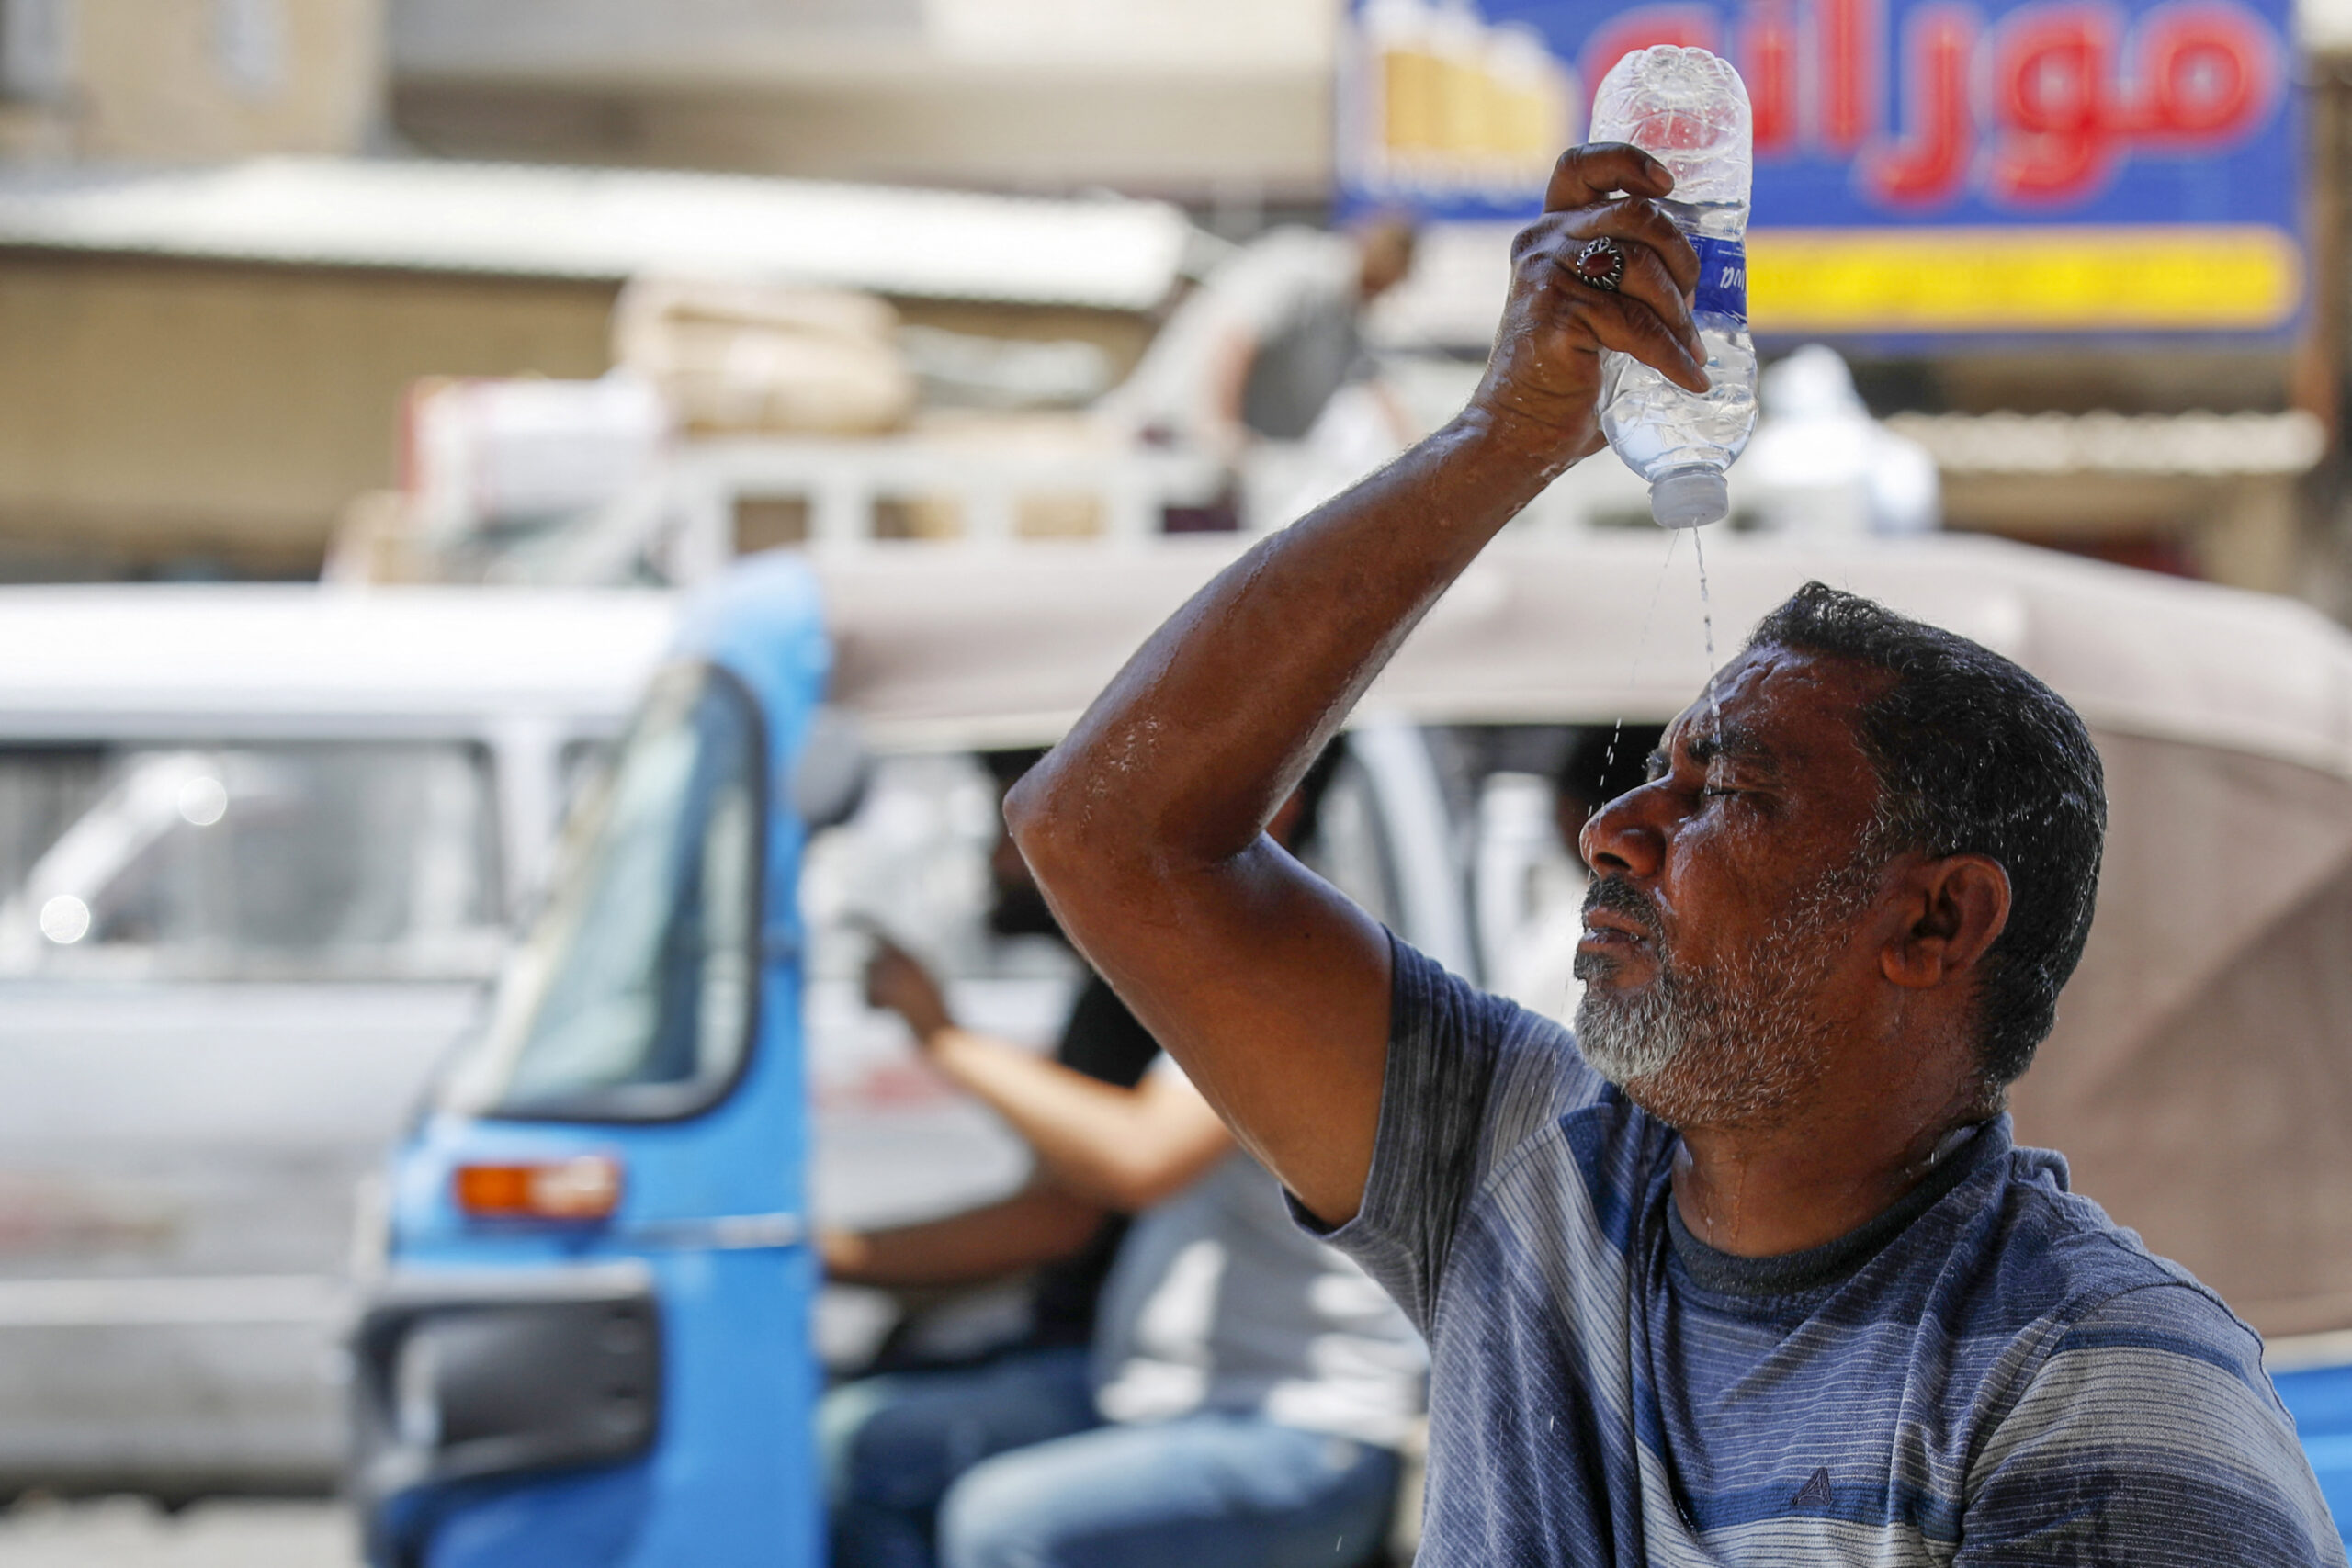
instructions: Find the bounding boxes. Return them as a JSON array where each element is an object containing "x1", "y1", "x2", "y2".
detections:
[{"x1": 1587, "y1": 0, "x2": 2282, "y2": 210}]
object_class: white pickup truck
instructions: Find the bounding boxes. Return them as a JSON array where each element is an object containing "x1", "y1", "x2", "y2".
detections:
[{"x1": 0, "y1": 587, "x2": 672, "y2": 1498}]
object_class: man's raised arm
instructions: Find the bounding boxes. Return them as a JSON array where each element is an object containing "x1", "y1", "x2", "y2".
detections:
[{"x1": 1005, "y1": 146, "x2": 1703, "y2": 1226}]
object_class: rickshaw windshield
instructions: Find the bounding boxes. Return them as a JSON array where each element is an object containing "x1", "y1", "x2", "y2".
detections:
[{"x1": 446, "y1": 661, "x2": 763, "y2": 1122}]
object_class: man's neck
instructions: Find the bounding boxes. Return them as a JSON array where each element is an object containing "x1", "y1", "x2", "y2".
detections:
[{"x1": 1667, "y1": 1082, "x2": 1987, "y2": 1258}]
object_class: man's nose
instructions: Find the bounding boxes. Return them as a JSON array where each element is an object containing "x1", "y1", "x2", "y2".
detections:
[{"x1": 1579, "y1": 784, "x2": 1667, "y2": 881}]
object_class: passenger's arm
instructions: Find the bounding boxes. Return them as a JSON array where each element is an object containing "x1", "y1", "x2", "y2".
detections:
[
  {"x1": 1006, "y1": 145, "x2": 1703, "y2": 1227},
  {"x1": 867, "y1": 940, "x2": 1233, "y2": 1213},
  {"x1": 924, "y1": 1037, "x2": 1231, "y2": 1213},
  {"x1": 820, "y1": 1179, "x2": 1108, "y2": 1289}
]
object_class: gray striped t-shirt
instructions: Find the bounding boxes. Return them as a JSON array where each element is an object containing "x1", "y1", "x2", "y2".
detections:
[{"x1": 1309, "y1": 940, "x2": 2346, "y2": 1565}]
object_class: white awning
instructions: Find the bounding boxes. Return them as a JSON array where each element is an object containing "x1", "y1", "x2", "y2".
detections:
[{"x1": 0, "y1": 158, "x2": 1199, "y2": 311}]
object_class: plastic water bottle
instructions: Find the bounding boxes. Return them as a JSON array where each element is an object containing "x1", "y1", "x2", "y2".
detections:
[{"x1": 1592, "y1": 46, "x2": 1756, "y2": 530}]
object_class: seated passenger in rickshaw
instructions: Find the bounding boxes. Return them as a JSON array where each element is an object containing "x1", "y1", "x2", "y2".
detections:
[{"x1": 819, "y1": 753, "x2": 1425, "y2": 1568}]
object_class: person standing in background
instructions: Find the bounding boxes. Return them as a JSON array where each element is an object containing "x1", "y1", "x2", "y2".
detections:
[{"x1": 1102, "y1": 218, "x2": 1419, "y2": 466}]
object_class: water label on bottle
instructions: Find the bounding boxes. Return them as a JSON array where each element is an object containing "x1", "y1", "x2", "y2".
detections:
[{"x1": 1691, "y1": 237, "x2": 1747, "y2": 326}]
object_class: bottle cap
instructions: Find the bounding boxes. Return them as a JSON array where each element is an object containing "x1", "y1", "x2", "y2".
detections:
[{"x1": 1650, "y1": 469, "x2": 1730, "y2": 529}]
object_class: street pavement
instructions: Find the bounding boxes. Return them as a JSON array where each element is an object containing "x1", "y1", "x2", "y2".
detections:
[{"x1": 0, "y1": 1497, "x2": 357, "y2": 1567}]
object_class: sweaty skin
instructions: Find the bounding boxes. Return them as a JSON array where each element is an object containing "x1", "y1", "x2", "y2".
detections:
[{"x1": 1007, "y1": 144, "x2": 2007, "y2": 1256}]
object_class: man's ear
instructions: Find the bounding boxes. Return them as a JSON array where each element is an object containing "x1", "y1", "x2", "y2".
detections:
[{"x1": 1882, "y1": 855, "x2": 2010, "y2": 990}]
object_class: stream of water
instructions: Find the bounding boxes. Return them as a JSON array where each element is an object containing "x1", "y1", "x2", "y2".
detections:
[
  {"x1": 1693, "y1": 526, "x2": 1721, "y2": 782},
  {"x1": 1603, "y1": 527, "x2": 1683, "y2": 781}
]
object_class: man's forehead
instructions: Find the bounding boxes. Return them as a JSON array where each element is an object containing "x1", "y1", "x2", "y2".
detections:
[{"x1": 1661, "y1": 646, "x2": 1887, "y2": 767}]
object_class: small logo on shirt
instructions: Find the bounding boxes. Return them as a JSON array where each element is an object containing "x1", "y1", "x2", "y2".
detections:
[{"x1": 1792, "y1": 1468, "x2": 1834, "y2": 1508}]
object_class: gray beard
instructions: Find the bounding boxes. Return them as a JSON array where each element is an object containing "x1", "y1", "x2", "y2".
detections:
[{"x1": 1572, "y1": 856, "x2": 1881, "y2": 1129}]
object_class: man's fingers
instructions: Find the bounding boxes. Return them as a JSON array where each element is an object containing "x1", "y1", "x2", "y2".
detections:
[
  {"x1": 1583, "y1": 292, "x2": 1712, "y2": 395},
  {"x1": 1605, "y1": 244, "x2": 1707, "y2": 369},
  {"x1": 1544, "y1": 143, "x2": 1674, "y2": 212},
  {"x1": 1514, "y1": 213, "x2": 1704, "y2": 369}
]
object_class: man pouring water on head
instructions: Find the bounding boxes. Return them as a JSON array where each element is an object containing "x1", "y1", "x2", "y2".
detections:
[{"x1": 1001, "y1": 124, "x2": 2346, "y2": 1568}]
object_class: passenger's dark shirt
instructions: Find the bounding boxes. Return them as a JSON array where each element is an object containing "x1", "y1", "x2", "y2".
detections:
[{"x1": 1024, "y1": 975, "x2": 1160, "y2": 1348}]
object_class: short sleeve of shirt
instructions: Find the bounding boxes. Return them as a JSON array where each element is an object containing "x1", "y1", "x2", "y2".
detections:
[
  {"x1": 1304, "y1": 935, "x2": 1605, "y2": 1333},
  {"x1": 1960, "y1": 1282, "x2": 2348, "y2": 1566}
]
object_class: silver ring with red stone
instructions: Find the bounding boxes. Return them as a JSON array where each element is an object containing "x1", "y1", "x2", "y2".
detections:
[{"x1": 1572, "y1": 237, "x2": 1626, "y2": 293}]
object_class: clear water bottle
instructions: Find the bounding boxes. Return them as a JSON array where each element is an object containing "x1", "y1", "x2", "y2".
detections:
[{"x1": 1592, "y1": 46, "x2": 1756, "y2": 530}]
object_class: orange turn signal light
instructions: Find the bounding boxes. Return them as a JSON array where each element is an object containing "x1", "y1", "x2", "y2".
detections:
[{"x1": 453, "y1": 1155, "x2": 624, "y2": 1221}]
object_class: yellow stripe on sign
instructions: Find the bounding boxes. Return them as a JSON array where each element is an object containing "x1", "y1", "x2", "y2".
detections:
[{"x1": 1747, "y1": 226, "x2": 2304, "y2": 333}]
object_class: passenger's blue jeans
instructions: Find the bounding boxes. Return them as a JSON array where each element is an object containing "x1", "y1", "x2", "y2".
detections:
[{"x1": 821, "y1": 1347, "x2": 1399, "y2": 1568}]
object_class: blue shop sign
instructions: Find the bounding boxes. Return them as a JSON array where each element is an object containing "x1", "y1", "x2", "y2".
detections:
[{"x1": 1339, "y1": 0, "x2": 2305, "y2": 337}]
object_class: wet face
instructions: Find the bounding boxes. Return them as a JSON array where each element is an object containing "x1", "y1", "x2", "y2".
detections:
[{"x1": 1573, "y1": 647, "x2": 1896, "y2": 1129}]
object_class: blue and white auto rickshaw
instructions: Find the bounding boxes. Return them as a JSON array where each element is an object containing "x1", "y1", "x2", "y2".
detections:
[
  {"x1": 354, "y1": 537, "x2": 2352, "y2": 1562},
  {"x1": 348, "y1": 541, "x2": 1490, "y2": 1567}
]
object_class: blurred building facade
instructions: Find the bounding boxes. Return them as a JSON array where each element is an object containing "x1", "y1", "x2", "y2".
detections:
[
  {"x1": 0, "y1": 0, "x2": 381, "y2": 161},
  {"x1": 387, "y1": 0, "x2": 1335, "y2": 210},
  {"x1": 0, "y1": 0, "x2": 2345, "y2": 610},
  {"x1": 0, "y1": 161, "x2": 1189, "y2": 578}
]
